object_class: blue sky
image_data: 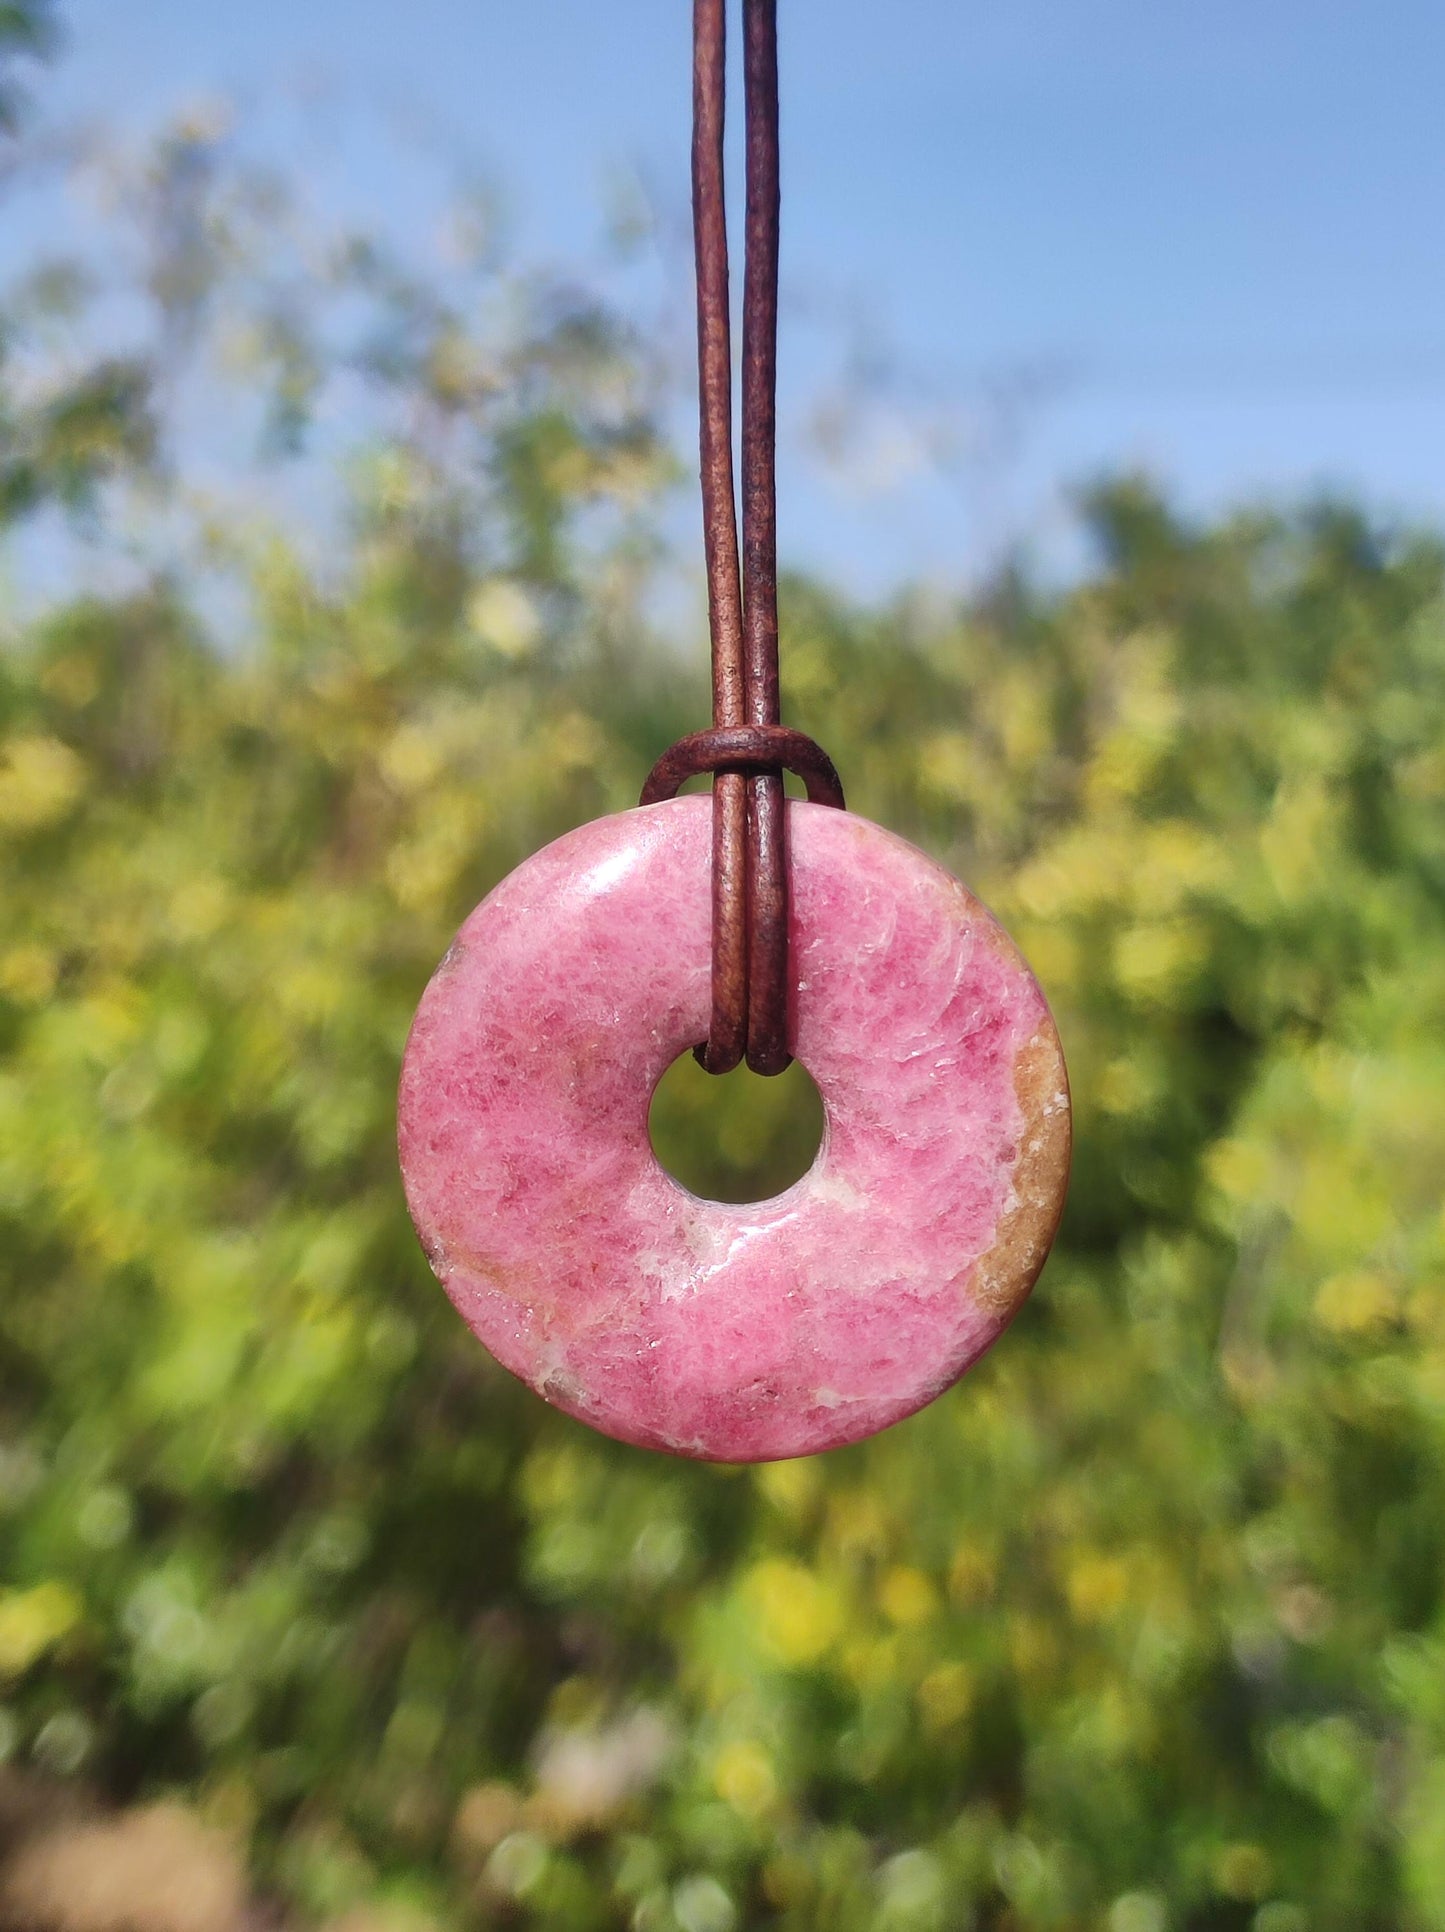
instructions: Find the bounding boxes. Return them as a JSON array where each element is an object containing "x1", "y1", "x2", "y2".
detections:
[{"x1": 27, "y1": 0, "x2": 1445, "y2": 593}]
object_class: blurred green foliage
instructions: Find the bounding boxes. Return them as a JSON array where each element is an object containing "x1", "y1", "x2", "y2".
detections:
[{"x1": 3, "y1": 89, "x2": 1445, "y2": 1932}]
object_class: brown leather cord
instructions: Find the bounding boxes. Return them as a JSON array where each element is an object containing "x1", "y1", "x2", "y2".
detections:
[
  {"x1": 646, "y1": 0, "x2": 843, "y2": 1076},
  {"x1": 641, "y1": 726, "x2": 846, "y2": 812},
  {"x1": 690, "y1": 0, "x2": 749, "y2": 1074},
  {"x1": 738, "y1": 0, "x2": 789, "y2": 1075}
]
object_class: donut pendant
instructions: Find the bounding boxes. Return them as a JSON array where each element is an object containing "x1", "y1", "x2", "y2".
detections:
[{"x1": 397, "y1": 796, "x2": 1070, "y2": 1461}]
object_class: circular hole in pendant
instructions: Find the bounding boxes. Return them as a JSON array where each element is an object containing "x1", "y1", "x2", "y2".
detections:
[{"x1": 648, "y1": 1050, "x2": 825, "y2": 1204}]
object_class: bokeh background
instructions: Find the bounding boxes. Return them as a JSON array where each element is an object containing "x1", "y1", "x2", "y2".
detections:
[{"x1": 3, "y1": 4, "x2": 1445, "y2": 1929}]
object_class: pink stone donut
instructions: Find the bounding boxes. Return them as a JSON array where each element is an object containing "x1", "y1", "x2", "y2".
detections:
[{"x1": 398, "y1": 797, "x2": 1070, "y2": 1461}]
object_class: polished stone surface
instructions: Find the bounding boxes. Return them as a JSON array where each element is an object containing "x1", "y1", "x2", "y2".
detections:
[{"x1": 398, "y1": 797, "x2": 1070, "y2": 1460}]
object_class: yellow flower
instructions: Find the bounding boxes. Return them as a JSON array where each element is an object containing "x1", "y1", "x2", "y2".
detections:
[
  {"x1": 0, "y1": 1582, "x2": 83, "y2": 1677},
  {"x1": 743, "y1": 1560, "x2": 844, "y2": 1667},
  {"x1": 755, "y1": 1459, "x2": 821, "y2": 1518},
  {"x1": 1066, "y1": 1554, "x2": 1130, "y2": 1625},
  {"x1": 713, "y1": 1739, "x2": 776, "y2": 1818},
  {"x1": 1313, "y1": 1271, "x2": 1398, "y2": 1338},
  {"x1": 380, "y1": 722, "x2": 444, "y2": 795},
  {"x1": 469, "y1": 580, "x2": 542, "y2": 658},
  {"x1": 1113, "y1": 920, "x2": 1204, "y2": 1003},
  {"x1": 878, "y1": 1566, "x2": 938, "y2": 1628},
  {"x1": 0, "y1": 945, "x2": 58, "y2": 1004},
  {"x1": 0, "y1": 736, "x2": 87, "y2": 832}
]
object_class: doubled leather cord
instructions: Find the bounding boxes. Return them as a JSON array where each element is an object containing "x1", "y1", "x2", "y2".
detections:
[{"x1": 645, "y1": 0, "x2": 843, "y2": 1076}]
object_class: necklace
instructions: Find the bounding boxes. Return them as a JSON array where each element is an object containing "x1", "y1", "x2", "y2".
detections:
[{"x1": 398, "y1": 0, "x2": 1071, "y2": 1461}]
